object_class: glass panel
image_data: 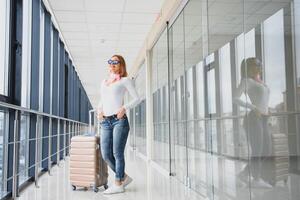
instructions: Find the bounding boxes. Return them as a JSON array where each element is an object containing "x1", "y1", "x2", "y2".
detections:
[
  {"x1": 129, "y1": 109, "x2": 135, "y2": 148},
  {"x1": 39, "y1": 6, "x2": 45, "y2": 111},
  {"x1": 19, "y1": 114, "x2": 29, "y2": 185},
  {"x1": 184, "y1": 0, "x2": 204, "y2": 69},
  {"x1": 207, "y1": 0, "x2": 250, "y2": 199},
  {"x1": 154, "y1": 0, "x2": 300, "y2": 199},
  {"x1": 0, "y1": 111, "x2": 8, "y2": 196},
  {"x1": 296, "y1": 0, "x2": 300, "y2": 86},
  {"x1": 235, "y1": 30, "x2": 256, "y2": 114},
  {"x1": 0, "y1": 112, "x2": 3, "y2": 192},
  {"x1": 0, "y1": 0, "x2": 9, "y2": 95},
  {"x1": 186, "y1": 64, "x2": 199, "y2": 192},
  {"x1": 161, "y1": 86, "x2": 169, "y2": 168},
  {"x1": 134, "y1": 63, "x2": 147, "y2": 156},
  {"x1": 196, "y1": 61, "x2": 205, "y2": 119},
  {"x1": 152, "y1": 28, "x2": 169, "y2": 170},
  {"x1": 141, "y1": 100, "x2": 146, "y2": 156},
  {"x1": 202, "y1": 55, "x2": 217, "y2": 199},
  {"x1": 207, "y1": 66, "x2": 216, "y2": 115},
  {"x1": 170, "y1": 11, "x2": 187, "y2": 183},
  {"x1": 244, "y1": 1, "x2": 295, "y2": 199},
  {"x1": 21, "y1": 0, "x2": 32, "y2": 108},
  {"x1": 172, "y1": 75, "x2": 186, "y2": 182},
  {"x1": 17, "y1": 0, "x2": 31, "y2": 186},
  {"x1": 38, "y1": 5, "x2": 45, "y2": 170},
  {"x1": 219, "y1": 43, "x2": 234, "y2": 156},
  {"x1": 134, "y1": 104, "x2": 141, "y2": 151},
  {"x1": 263, "y1": 9, "x2": 286, "y2": 112},
  {"x1": 219, "y1": 43, "x2": 232, "y2": 115},
  {"x1": 235, "y1": 28, "x2": 256, "y2": 161},
  {"x1": 246, "y1": 3, "x2": 299, "y2": 199}
]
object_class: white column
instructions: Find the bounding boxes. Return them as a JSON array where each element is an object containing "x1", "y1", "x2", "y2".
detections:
[{"x1": 146, "y1": 50, "x2": 153, "y2": 162}]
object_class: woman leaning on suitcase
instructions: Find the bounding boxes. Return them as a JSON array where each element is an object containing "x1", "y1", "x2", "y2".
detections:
[{"x1": 97, "y1": 55, "x2": 140, "y2": 194}]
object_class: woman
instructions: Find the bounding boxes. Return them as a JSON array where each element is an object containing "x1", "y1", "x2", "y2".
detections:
[
  {"x1": 97, "y1": 55, "x2": 140, "y2": 194},
  {"x1": 233, "y1": 57, "x2": 272, "y2": 188}
]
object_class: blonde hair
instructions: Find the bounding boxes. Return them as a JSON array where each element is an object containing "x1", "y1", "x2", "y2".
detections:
[
  {"x1": 241, "y1": 57, "x2": 262, "y2": 79},
  {"x1": 112, "y1": 55, "x2": 128, "y2": 77}
]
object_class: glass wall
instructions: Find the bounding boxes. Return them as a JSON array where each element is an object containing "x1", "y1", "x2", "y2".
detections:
[
  {"x1": 152, "y1": 28, "x2": 170, "y2": 170},
  {"x1": 133, "y1": 63, "x2": 147, "y2": 156},
  {"x1": 147, "y1": 0, "x2": 300, "y2": 199}
]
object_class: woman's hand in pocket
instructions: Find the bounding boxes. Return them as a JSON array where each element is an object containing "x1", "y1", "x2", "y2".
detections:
[
  {"x1": 117, "y1": 107, "x2": 126, "y2": 119},
  {"x1": 97, "y1": 111, "x2": 104, "y2": 121}
]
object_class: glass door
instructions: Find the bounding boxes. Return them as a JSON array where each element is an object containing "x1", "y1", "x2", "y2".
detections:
[
  {"x1": 169, "y1": 12, "x2": 188, "y2": 184},
  {"x1": 203, "y1": 54, "x2": 217, "y2": 199}
]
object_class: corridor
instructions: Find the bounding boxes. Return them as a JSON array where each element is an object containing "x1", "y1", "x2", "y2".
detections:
[{"x1": 1, "y1": 0, "x2": 300, "y2": 199}]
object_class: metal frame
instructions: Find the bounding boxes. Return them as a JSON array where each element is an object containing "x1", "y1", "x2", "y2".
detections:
[{"x1": 11, "y1": 110, "x2": 19, "y2": 199}]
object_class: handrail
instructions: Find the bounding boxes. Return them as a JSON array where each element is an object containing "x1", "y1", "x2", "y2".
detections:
[
  {"x1": 0, "y1": 101, "x2": 88, "y2": 125},
  {"x1": 0, "y1": 100, "x2": 89, "y2": 199},
  {"x1": 168, "y1": 111, "x2": 300, "y2": 123}
]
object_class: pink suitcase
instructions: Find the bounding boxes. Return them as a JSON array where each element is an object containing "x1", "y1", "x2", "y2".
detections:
[{"x1": 70, "y1": 136, "x2": 108, "y2": 192}]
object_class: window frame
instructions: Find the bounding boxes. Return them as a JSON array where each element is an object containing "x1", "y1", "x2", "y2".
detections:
[{"x1": 0, "y1": 0, "x2": 10, "y2": 98}]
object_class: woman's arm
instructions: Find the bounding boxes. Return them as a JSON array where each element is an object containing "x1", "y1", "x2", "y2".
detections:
[
  {"x1": 97, "y1": 100, "x2": 103, "y2": 113},
  {"x1": 97, "y1": 100, "x2": 104, "y2": 120},
  {"x1": 97, "y1": 80, "x2": 105, "y2": 119},
  {"x1": 122, "y1": 78, "x2": 141, "y2": 110},
  {"x1": 233, "y1": 79, "x2": 256, "y2": 110},
  {"x1": 97, "y1": 80, "x2": 106, "y2": 112}
]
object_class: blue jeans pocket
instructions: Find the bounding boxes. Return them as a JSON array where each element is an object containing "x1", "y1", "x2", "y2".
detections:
[
  {"x1": 116, "y1": 117, "x2": 129, "y2": 128},
  {"x1": 100, "y1": 118, "x2": 108, "y2": 127}
]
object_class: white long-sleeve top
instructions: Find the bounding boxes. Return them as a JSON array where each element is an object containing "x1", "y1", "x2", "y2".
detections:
[
  {"x1": 97, "y1": 77, "x2": 140, "y2": 116},
  {"x1": 233, "y1": 78, "x2": 270, "y2": 114}
]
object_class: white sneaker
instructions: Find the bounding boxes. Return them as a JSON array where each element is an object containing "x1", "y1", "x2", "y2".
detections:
[
  {"x1": 251, "y1": 178, "x2": 273, "y2": 189},
  {"x1": 122, "y1": 175, "x2": 133, "y2": 188},
  {"x1": 103, "y1": 184, "x2": 124, "y2": 195}
]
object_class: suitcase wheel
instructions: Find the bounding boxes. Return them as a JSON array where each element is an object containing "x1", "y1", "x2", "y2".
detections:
[
  {"x1": 72, "y1": 185, "x2": 76, "y2": 191},
  {"x1": 104, "y1": 184, "x2": 108, "y2": 190},
  {"x1": 93, "y1": 187, "x2": 99, "y2": 193}
]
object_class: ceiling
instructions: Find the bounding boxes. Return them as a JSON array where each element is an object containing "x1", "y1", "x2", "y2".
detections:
[
  {"x1": 47, "y1": 0, "x2": 164, "y2": 107},
  {"x1": 47, "y1": 0, "x2": 292, "y2": 108}
]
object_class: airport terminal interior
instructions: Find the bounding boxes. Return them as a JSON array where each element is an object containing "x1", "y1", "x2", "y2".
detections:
[{"x1": 1, "y1": 0, "x2": 300, "y2": 199}]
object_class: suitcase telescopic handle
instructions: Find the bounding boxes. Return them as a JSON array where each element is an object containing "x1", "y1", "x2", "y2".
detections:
[
  {"x1": 89, "y1": 109, "x2": 94, "y2": 134},
  {"x1": 89, "y1": 109, "x2": 101, "y2": 137}
]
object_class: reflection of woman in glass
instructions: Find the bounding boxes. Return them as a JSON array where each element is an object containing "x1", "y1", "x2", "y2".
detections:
[{"x1": 234, "y1": 57, "x2": 272, "y2": 188}]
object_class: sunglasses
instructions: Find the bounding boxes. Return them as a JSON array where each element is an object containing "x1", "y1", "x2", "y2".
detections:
[{"x1": 108, "y1": 59, "x2": 120, "y2": 65}]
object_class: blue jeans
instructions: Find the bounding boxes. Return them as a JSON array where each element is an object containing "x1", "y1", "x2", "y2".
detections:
[{"x1": 100, "y1": 115, "x2": 130, "y2": 181}]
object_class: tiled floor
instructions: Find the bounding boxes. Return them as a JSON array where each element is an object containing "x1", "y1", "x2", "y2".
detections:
[
  {"x1": 16, "y1": 149, "x2": 204, "y2": 200},
  {"x1": 15, "y1": 145, "x2": 300, "y2": 200}
]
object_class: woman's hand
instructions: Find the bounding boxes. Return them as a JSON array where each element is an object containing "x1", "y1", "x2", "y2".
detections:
[
  {"x1": 97, "y1": 111, "x2": 104, "y2": 121},
  {"x1": 117, "y1": 107, "x2": 126, "y2": 119}
]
